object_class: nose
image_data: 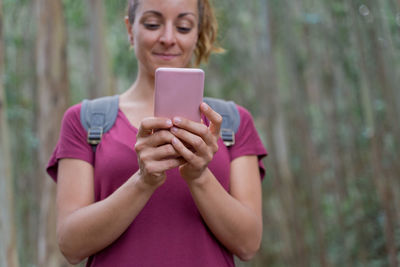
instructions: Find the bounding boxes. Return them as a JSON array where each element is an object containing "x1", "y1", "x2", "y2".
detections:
[{"x1": 159, "y1": 23, "x2": 176, "y2": 47}]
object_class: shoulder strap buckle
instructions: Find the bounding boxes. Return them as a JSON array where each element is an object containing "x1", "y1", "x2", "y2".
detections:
[
  {"x1": 87, "y1": 127, "x2": 103, "y2": 145},
  {"x1": 221, "y1": 128, "x2": 235, "y2": 146},
  {"x1": 80, "y1": 95, "x2": 119, "y2": 151}
]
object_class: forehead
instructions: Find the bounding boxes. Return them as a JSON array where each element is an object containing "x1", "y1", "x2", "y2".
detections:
[{"x1": 137, "y1": 0, "x2": 198, "y2": 17}]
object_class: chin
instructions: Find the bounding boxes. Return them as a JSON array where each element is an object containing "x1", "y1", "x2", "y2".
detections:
[
  {"x1": 145, "y1": 60, "x2": 192, "y2": 76},
  {"x1": 153, "y1": 62, "x2": 188, "y2": 70}
]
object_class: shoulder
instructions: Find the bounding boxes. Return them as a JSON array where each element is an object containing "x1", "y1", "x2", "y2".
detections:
[
  {"x1": 232, "y1": 104, "x2": 260, "y2": 140},
  {"x1": 59, "y1": 103, "x2": 85, "y2": 135},
  {"x1": 61, "y1": 103, "x2": 82, "y2": 125},
  {"x1": 235, "y1": 104, "x2": 253, "y2": 122},
  {"x1": 63, "y1": 103, "x2": 82, "y2": 120},
  {"x1": 60, "y1": 103, "x2": 81, "y2": 122}
]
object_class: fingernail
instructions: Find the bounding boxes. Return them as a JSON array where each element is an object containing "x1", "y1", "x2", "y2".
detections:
[
  {"x1": 173, "y1": 117, "x2": 182, "y2": 124},
  {"x1": 170, "y1": 127, "x2": 178, "y2": 133},
  {"x1": 201, "y1": 102, "x2": 209, "y2": 110},
  {"x1": 166, "y1": 119, "x2": 172, "y2": 127},
  {"x1": 172, "y1": 137, "x2": 179, "y2": 144}
]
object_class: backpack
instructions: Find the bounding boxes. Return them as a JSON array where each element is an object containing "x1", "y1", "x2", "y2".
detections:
[{"x1": 80, "y1": 95, "x2": 240, "y2": 151}]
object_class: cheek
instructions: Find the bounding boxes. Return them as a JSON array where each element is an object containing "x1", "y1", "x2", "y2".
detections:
[
  {"x1": 184, "y1": 34, "x2": 198, "y2": 54},
  {"x1": 133, "y1": 33, "x2": 153, "y2": 54}
]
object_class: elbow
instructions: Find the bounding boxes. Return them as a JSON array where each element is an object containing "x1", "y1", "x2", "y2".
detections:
[
  {"x1": 234, "y1": 223, "x2": 262, "y2": 261},
  {"x1": 63, "y1": 255, "x2": 84, "y2": 266},
  {"x1": 57, "y1": 227, "x2": 86, "y2": 265},
  {"x1": 235, "y1": 241, "x2": 261, "y2": 261},
  {"x1": 63, "y1": 253, "x2": 85, "y2": 265}
]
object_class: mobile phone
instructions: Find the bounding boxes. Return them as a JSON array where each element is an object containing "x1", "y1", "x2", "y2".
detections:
[{"x1": 154, "y1": 67, "x2": 204, "y2": 122}]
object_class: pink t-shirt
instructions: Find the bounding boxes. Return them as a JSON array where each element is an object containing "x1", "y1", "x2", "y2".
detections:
[{"x1": 47, "y1": 102, "x2": 267, "y2": 267}]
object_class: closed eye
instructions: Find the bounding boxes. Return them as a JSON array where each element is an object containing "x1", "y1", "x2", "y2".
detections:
[
  {"x1": 144, "y1": 23, "x2": 160, "y2": 30},
  {"x1": 177, "y1": 27, "x2": 191, "y2": 33}
]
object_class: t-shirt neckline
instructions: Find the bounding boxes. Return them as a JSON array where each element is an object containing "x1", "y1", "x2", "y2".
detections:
[{"x1": 118, "y1": 108, "x2": 139, "y2": 133}]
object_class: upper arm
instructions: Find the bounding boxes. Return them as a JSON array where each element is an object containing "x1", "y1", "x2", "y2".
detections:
[
  {"x1": 229, "y1": 155, "x2": 262, "y2": 220},
  {"x1": 56, "y1": 158, "x2": 95, "y2": 227}
]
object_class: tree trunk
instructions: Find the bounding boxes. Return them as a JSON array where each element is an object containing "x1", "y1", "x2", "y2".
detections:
[
  {"x1": 36, "y1": 0, "x2": 70, "y2": 265},
  {"x1": 88, "y1": 0, "x2": 114, "y2": 98},
  {"x1": 0, "y1": 0, "x2": 19, "y2": 265},
  {"x1": 349, "y1": 1, "x2": 399, "y2": 266}
]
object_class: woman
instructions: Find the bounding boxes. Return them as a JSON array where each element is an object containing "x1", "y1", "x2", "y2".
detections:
[{"x1": 47, "y1": 0, "x2": 267, "y2": 266}]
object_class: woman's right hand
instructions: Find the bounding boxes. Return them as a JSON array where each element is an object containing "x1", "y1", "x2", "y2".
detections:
[{"x1": 135, "y1": 117, "x2": 185, "y2": 188}]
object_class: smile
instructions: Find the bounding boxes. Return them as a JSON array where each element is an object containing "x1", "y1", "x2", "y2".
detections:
[{"x1": 153, "y1": 53, "x2": 180, "y2": 60}]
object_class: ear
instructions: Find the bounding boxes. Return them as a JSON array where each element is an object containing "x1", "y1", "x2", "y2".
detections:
[{"x1": 124, "y1": 16, "x2": 134, "y2": 46}]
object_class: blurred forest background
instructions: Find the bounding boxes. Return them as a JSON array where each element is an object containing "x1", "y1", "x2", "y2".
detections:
[{"x1": 0, "y1": 0, "x2": 400, "y2": 266}]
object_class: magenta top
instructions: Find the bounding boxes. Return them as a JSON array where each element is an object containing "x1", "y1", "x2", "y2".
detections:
[{"x1": 47, "y1": 101, "x2": 267, "y2": 267}]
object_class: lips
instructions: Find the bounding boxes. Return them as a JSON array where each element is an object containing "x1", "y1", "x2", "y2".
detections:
[{"x1": 153, "y1": 52, "x2": 180, "y2": 60}]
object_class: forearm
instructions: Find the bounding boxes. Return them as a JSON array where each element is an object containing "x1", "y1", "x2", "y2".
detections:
[
  {"x1": 57, "y1": 172, "x2": 155, "y2": 264},
  {"x1": 186, "y1": 168, "x2": 262, "y2": 261}
]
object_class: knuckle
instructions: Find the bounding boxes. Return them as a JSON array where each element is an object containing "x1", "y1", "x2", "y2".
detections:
[
  {"x1": 198, "y1": 158, "x2": 208, "y2": 168},
  {"x1": 154, "y1": 130, "x2": 164, "y2": 137},
  {"x1": 163, "y1": 144, "x2": 175, "y2": 155},
  {"x1": 140, "y1": 151, "x2": 151, "y2": 161},
  {"x1": 204, "y1": 153, "x2": 213, "y2": 163},
  {"x1": 134, "y1": 142, "x2": 144, "y2": 152},
  {"x1": 139, "y1": 119, "x2": 150, "y2": 130},
  {"x1": 167, "y1": 159, "x2": 179, "y2": 169},
  {"x1": 157, "y1": 130, "x2": 171, "y2": 141},
  {"x1": 212, "y1": 143, "x2": 219, "y2": 153},
  {"x1": 199, "y1": 125, "x2": 208, "y2": 136},
  {"x1": 208, "y1": 151, "x2": 214, "y2": 161},
  {"x1": 193, "y1": 137, "x2": 203, "y2": 148},
  {"x1": 189, "y1": 155, "x2": 198, "y2": 163},
  {"x1": 143, "y1": 162, "x2": 154, "y2": 174},
  {"x1": 215, "y1": 113, "x2": 223, "y2": 125},
  {"x1": 142, "y1": 117, "x2": 153, "y2": 124}
]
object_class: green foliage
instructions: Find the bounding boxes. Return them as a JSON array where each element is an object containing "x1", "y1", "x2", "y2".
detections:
[{"x1": 63, "y1": 0, "x2": 87, "y2": 29}]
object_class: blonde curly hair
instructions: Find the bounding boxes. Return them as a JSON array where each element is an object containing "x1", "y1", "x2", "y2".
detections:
[{"x1": 127, "y1": 0, "x2": 224, "y2": 66}]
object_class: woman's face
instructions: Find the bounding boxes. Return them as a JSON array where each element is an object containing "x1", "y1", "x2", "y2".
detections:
[{"x1": 127, "y1": 0, "x2": 199, "y2": 77}]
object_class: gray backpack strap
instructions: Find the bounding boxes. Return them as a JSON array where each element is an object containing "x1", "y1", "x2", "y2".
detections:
[
  {"x1": 204, "y1": 97, "x2": 240, "y2": 147},
  {"x1": 80, "y1": 95, "x2": 119, "y2": 151}
]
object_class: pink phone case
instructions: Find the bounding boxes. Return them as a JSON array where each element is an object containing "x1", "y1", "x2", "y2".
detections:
[{"x1": 154, "y1": 67, "x2": 204, "y2": 122}]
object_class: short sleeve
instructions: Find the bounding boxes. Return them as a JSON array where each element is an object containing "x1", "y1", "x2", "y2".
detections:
[
  {"x1": 229, "y1": 105, "x2": 267, "y2": 179},
  {"x1": 46, "y1": 104, "x2": 94, "y2": 182}
]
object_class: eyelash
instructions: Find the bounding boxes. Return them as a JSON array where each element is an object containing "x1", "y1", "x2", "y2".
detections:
[
  {"x1": 177, "y1": 27, "x2": 191, "y2": 33},
  {"x1": 144, "y1": 23, "x2": 160, "y2": 30},
  {"x1": 143, "y1": 23, "x2": 192, "y2": 33}
]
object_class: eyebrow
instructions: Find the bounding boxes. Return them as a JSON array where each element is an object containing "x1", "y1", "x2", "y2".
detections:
[
  {"x1": 142, "y1": 10, "x2": 162, "y2": 17},
  {"x1": 142, "y1": 10, "x2": 196, "y2": 19},
  {"x1": 178, "y1": 12, "x2": 197, "y2": 18}
]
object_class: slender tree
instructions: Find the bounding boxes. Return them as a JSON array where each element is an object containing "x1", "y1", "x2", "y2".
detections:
[
  {"x1": 88, "y1": 0, "x2": 114, "y2": 98},
  {"x1": 35, "y1": 0, "x2": 69, "y2": 265},
  {"x1": 0, "y1": 0, "x2": 19, "y2": 265}
]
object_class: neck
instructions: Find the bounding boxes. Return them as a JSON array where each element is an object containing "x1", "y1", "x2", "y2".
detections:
[{"x1": 124, "y1": 67, "x2": 155, "y2": 103}]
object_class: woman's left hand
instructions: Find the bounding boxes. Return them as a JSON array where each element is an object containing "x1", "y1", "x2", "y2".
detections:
[{"x1": 170, "y1": 102, "x2": 222, "y2": 182}]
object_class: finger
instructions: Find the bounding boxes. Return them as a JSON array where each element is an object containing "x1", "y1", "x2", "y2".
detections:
[
  {"x1": 143, "y1": 158, "x2": 186, "y2": 174},
  {"x1": 137, "y1": 117, "x2": 172, "y2": 137},
  {"x1": 135, "y1": 130, "x2": 176, "y2": 152},
  {"x1": 149, "y1": 130, "x2": 176, "y2": 147},
  {"x1": 200, "y1": 102, "x2": 222, "y2": 137},
  {"x1": 153, "y1": 158, "x2": 186, "y2": 172},
  {"x1": 143, "y1": 144, "x2": 182, "y2": 161},
  {"x1": 172, "y1": 116, "x2": 211, "y2": 143},
  {"x1": 170, "y1": 127, "x2": 207, "y2": 153},
  {"x1": 171, "y1": 137, "x2": 199, "y2": 164}
]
